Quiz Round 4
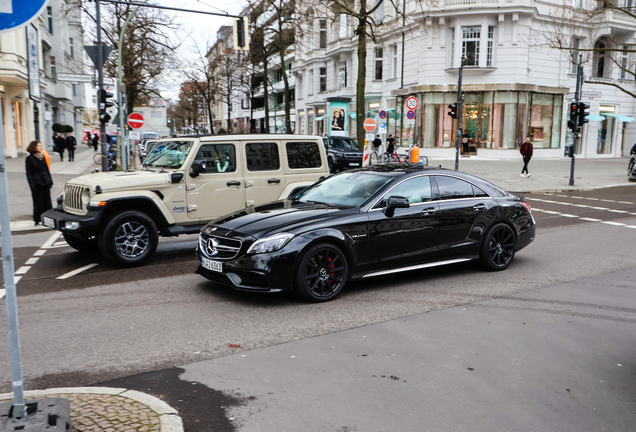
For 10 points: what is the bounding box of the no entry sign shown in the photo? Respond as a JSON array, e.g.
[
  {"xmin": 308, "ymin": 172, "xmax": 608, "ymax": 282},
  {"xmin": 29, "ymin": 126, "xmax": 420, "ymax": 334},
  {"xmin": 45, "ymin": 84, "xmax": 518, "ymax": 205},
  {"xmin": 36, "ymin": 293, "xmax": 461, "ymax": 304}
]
[
  {"xmin": 127, "ymin": 112, "xmax": 145, "ymax": 129},
  {"xmin": 363, "ymin": 118, "xmax": 377, "ymax": 132}
]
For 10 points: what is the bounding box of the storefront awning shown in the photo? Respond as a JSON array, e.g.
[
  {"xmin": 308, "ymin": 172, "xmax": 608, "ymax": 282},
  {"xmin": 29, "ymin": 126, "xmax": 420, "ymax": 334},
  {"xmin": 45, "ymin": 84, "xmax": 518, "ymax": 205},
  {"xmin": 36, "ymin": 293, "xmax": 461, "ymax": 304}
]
[
  {"xmin": 315, "ymin": 116, "xmax": 325, "ymax": 121},
  {"xmin": 587, "ymin": 114, "xmax": 605, "ymax": 121},
  {"xmin": 600, "ymin": 113, "xmax": 635, "ymax": 122},
  {"xmin": 349, "ymin": 113, "xmax": 357, "ymax": 119}
]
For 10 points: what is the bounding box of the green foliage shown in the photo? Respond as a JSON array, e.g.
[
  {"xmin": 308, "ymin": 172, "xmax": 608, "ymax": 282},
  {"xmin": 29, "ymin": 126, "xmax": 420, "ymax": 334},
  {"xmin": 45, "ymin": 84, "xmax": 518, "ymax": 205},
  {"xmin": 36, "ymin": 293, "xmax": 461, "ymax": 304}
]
[
  {"xmin": 52, "ymin": 123, "xmax": 65, "ymax": 133},
  {"xmin": 63, "ymin": 125, "xmax": 74, "ymax": 133},
  {"xmin": 218, "ymin": 128, "xmax": 227, "ymax": 134}
]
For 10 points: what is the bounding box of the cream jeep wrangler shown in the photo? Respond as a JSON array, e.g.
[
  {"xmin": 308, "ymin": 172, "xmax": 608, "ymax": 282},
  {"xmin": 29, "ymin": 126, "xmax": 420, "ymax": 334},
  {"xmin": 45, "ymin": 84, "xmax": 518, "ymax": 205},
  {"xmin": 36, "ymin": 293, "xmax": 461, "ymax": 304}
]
[{"xmin": 42, "ymin": 135, "xmax": 329, "ymax": 267}]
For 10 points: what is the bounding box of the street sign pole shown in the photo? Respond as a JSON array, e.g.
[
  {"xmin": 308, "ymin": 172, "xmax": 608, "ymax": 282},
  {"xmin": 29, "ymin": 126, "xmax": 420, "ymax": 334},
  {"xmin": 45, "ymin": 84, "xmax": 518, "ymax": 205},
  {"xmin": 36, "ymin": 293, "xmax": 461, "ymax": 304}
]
[
  {"xmin": 455, "ymin": 56, "xmax": 465, "ymax": 172},
  {"xmin": 96, "ymin": 0, "xmax": 108, "ymax": 172},
  {"xmin": 569, "ymin": 55, "xmax": 583, "ymax": 187}
]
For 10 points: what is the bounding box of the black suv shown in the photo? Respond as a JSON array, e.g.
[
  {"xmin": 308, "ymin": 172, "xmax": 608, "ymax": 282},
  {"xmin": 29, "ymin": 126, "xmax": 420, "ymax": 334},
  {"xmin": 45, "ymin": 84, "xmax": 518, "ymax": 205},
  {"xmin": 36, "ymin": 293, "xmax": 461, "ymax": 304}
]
[{"xmin": 321, "ymin": 136, "xmax": 363, "ymax": 173}]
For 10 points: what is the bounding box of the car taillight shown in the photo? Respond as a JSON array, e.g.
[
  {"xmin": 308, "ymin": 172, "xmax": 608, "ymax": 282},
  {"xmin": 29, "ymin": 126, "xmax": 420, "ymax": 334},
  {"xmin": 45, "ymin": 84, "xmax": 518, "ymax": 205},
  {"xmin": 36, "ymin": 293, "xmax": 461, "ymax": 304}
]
[{"xmin": 522, "ymin": 201, "xmax": 532, "ymax": 214}]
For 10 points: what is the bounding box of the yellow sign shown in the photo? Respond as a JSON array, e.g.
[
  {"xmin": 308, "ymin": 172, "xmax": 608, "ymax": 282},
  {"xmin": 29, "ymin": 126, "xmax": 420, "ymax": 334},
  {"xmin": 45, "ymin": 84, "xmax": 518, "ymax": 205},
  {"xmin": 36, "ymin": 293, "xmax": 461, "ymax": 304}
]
[{"xmin": 599, "ymin": 105, "xmax": 616, "ymax": 113}]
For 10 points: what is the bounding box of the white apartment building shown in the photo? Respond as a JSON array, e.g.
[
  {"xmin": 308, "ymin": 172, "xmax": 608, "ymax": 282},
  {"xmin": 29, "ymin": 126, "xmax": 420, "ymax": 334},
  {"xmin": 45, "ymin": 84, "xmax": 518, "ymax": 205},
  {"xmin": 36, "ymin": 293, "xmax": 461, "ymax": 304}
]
[
  {"xmin": 40, "ymin": 0, "xmax": 87, "ymax": 149},
  {"xmin": 292, "ymin": 0, "xmax": 636, "ymax": 159}
]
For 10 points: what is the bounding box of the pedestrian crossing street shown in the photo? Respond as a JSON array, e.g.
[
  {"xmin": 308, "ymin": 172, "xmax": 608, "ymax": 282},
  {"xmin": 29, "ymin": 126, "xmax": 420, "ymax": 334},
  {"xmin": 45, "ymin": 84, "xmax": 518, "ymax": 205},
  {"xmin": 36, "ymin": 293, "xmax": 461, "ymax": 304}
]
[{"xmin": 526, "ymin": 191, "xmax": 636, "ymax": 230}]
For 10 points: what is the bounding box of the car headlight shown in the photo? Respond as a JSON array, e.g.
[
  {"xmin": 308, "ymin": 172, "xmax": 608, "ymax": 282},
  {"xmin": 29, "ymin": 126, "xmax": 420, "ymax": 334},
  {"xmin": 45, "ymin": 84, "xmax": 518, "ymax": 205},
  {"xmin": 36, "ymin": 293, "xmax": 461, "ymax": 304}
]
[
  {"xmin": 65, "ymin": 221, "xmax": 80, "ymax": 230},
  {"xmin": 247, "ymin": 233, "xmax": 294, "ymax": 255}
]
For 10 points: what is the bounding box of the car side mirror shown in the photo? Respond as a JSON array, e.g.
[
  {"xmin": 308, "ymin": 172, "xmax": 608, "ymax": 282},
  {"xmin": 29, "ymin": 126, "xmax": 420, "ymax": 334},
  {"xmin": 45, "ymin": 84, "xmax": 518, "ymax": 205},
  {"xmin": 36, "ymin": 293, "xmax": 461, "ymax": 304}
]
[
  {"xmin": 190, "ymin": 159, "xmax": 206, "ymax": 178},
  {"xmin": 384, "ymin": 196, "xmax": 410, "ymax": 217}
]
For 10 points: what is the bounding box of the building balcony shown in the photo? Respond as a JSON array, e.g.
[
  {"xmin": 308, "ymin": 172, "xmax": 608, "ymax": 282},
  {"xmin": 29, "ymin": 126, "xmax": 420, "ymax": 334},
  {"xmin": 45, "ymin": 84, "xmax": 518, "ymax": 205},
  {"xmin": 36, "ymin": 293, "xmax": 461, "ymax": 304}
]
[{"xmin": 441, "ymin": 0, "xmax": 500, "ymax": 6}]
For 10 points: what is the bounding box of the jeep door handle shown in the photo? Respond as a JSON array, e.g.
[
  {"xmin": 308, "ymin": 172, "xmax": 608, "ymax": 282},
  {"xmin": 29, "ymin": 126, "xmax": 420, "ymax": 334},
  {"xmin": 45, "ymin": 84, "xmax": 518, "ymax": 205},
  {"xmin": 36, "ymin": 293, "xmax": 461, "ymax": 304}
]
[
  {"xmin": 421, "ymin": 207, "xmax": 436, "ymax": 216},
  {"xmin": 473, "ymin": 203, "xmax": 486, "ymax": 211},
  {"xmin": 268, "ymin": 179, "xmax": 281, "ymax": 184},
  {"xmin": 227, "ymin": 181, "xmax": 241, "ymax": 187}
]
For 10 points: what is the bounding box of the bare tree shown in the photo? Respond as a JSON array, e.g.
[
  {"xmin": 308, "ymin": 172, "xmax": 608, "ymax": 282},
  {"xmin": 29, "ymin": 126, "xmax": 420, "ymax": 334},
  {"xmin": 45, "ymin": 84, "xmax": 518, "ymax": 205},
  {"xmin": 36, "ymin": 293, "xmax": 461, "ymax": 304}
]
[
  {"xmin": 248, "ymin": 9, "xmax": 278, "ymax": 133},
  {"xmin": 82, "ymin": 1, "xmax": 180, "ymax": 113},
  {"xmin": 182, "ymin": 42, "xmax": 220, "ymax": 134}
]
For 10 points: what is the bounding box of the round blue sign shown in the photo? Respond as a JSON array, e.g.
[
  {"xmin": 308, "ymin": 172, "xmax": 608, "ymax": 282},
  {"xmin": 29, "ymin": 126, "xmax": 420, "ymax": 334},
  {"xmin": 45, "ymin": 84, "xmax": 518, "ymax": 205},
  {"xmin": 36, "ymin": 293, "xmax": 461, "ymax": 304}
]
[
  {"xmin": 406, "ymin": 110, "xmax": 416, "ymax": 120},
  {"xmin": 0, "ymin": 0, "xmax": 50, "ymax": 33},
  {"xmin": 379, "ymin": 110, "xmax": 387, "ymax": 119}
]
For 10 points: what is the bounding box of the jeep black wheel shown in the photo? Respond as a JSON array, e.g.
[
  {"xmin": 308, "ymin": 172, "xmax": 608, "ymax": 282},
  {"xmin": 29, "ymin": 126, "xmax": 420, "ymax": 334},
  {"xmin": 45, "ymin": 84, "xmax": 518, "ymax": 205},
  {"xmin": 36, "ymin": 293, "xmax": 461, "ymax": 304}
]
[
  {"xmin": 294, "ymin": 242, "xmax": 348, "ymax": 302},
  {"xmin": 63, "ymin": 233, "xmax": 100, "ymax": 254},
  {"xmin": 99, "ymin": 210, "xmax": 158, "ymax": 267}
]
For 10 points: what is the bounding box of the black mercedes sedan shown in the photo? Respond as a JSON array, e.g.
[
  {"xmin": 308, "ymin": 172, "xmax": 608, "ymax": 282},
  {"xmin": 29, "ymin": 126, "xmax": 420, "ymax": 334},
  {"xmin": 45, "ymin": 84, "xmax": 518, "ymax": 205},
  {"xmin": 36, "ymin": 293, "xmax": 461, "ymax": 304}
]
[{"xmin": 196, "ymin": 164, "xmax": 535, "ymax": 302}]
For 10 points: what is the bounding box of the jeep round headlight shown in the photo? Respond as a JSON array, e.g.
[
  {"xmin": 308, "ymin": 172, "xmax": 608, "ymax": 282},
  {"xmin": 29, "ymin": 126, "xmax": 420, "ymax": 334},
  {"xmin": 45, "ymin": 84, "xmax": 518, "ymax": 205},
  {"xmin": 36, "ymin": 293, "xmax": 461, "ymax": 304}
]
[
  {"xmin": 81, "ymin": 188, "xmax": 91, "ymax": 205},
  {"xmin": 247, "ymin": 233, "xmax": 294, "ymax": 255}
]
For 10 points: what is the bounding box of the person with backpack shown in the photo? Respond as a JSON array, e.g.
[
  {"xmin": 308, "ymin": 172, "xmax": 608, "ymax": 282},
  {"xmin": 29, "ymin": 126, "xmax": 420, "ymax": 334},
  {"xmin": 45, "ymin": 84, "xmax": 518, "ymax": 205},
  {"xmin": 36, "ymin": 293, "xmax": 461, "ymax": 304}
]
[
  {"xmin": 55, "ymin": 133, "xmax": 66, "ymax": 161},
  {"xmin": 520, "ymin": 136, "xmax": 533, "ymax": 178}
]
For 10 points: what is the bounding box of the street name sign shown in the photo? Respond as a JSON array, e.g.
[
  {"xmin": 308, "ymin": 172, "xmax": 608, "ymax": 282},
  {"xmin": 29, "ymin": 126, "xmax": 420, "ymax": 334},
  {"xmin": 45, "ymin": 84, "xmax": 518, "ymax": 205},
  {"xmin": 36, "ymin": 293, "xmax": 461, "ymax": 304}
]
[
  {"xmin": 363, "ymin": 118, "xmax": 377, "ymax": 132},
  {"xmin": 127, "ymin": 112, "xmax": 145, "ymax": 129},
  {"xmin": 57, "ymin": 74, "xmax": 93, "ymax": 83}
]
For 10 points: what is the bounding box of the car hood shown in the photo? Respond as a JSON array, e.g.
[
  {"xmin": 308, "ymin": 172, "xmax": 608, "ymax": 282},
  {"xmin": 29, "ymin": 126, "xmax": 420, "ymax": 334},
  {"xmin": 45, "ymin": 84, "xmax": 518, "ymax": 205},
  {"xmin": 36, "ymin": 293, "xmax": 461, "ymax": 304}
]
[
  {"xmin": 66, "ymin": 170, "xmax": 174, "ymax": 191},
  {"xmin": 202, "ymin": 200, "xmax": 356, "ymax": 239}
]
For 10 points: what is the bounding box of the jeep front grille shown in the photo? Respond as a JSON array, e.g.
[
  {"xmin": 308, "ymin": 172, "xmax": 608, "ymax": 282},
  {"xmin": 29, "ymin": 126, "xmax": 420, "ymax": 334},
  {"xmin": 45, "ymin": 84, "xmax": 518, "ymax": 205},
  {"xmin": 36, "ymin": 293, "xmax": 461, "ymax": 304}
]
[{"xmin": 64, "ymin": 185, "xmax": 88, "ymax": 213}]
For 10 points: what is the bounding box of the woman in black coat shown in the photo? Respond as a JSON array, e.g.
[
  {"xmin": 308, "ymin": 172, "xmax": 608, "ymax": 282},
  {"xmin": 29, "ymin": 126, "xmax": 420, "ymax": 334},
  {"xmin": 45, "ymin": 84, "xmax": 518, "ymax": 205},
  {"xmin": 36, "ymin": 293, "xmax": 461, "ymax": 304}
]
[{"xmin": 25, "ymin": 141, "xmax": 53, "ymax": 226}]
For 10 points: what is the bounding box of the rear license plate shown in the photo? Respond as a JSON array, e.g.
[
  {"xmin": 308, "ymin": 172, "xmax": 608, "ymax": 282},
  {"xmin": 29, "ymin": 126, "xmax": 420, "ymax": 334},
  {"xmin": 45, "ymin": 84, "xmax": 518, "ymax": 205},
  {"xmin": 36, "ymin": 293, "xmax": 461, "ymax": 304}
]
[
  {"xmin": 43, "ymin": 217, "xmax": 55, "ymax": 228},
  {"xmin": 349, "ymin": 163, "xmax": 360, "ymax": 166},
  {"xmin": 201, "ymin": 257, "xmax": 223, "ymax": 273}
]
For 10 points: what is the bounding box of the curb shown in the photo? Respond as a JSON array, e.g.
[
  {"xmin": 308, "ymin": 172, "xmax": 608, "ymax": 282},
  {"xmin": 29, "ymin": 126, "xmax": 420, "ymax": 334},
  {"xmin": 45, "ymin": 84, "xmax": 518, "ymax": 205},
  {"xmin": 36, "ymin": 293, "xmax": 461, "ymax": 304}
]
[{"xmin": 0, "ymin": 387, "xmax": 184, "ymax": 432}]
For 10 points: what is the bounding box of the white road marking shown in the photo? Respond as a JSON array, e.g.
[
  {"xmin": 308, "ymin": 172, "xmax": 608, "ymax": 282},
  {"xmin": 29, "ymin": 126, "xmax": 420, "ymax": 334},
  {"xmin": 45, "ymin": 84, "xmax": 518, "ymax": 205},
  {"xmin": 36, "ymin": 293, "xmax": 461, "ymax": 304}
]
[
  {"xmin": 619, "ymin": 201, "xmax": 633, "ymax": 204},
  {"xmin": 56, "ymin": 263, "xmax": 99, "ymax": 280},
  {"xmin": 556, "ymin": 194, "xmax": 569, "ymax": 198},
  {"xmin": 14, "ymin": 276, "xmax": 21, "ymax": 284},
  {"xmin": 560, "ymin": 214, "xmax": 578, "ymax": 218},
  {"xmin": 532, "ymin": 209, "xmax": 636, "ymax": 230},
  {"xmin": 0, "ymin": 289, "xmax": 4, "ymax": 300},
  {"xmin": 33, "ymin": 250, "xmax": 46, "ymax": 256},
  {"xmin": 585, "ymin": 197, "xmax": 600, "ymax": 201},
  {"xmin": 580, "ymin": 218, "xmax": 602, "ymax": 222},
  {"xmin": 41, "ymin": 231, "xmax": 62, "ymax": 249},
  {"xmin": 590, "ymin": 206, "xmax": 610, "ymax": 210},
  {"xmin": 602, "ymin": 221, "xmax": 626, "ymax": 226},
  {"xmin": 626, "ymin": 226, "xmax": 636, "ymax": 229},
  {"xmin": 53, "ymin": 241, "xmax": 67, "ymax": 246},
  {"xmin": 570, "ymin": 196, "xmax": 583, "ymax": 199},
  {"xmin": 14, "ymin": 266, "xmax": 30, "ymax": 275},
  {"xmin": 25, "ymin": 257, "xmax": 39, "ymax": 265},
  {"xmin": 608, "ymin": 210, "xmax": 629, "ymax": 214},
  {"xmin": 600, "ymin": 199, "xmax": 615, "ymax": 202}
]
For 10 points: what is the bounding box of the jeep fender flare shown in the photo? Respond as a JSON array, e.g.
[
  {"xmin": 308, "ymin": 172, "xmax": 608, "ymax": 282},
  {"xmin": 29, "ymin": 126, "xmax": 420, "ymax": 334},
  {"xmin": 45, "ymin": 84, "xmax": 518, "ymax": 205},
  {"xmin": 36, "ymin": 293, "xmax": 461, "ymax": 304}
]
[{"xmin": 98, "ymin": 195, "xmax": 175, "ymax": 227}]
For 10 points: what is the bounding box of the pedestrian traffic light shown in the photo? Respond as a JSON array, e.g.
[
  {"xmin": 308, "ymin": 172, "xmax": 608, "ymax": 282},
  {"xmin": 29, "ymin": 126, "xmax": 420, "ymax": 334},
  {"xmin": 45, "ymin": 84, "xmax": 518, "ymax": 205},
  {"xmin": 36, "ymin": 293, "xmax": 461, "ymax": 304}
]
[
  {"xmin": 568, "ymin": 102, "xmax": 578, "ymax": 130},
  {"xmin": 577, "ymin": 102, "xmax": 590, "ymax": 126},
  {"xmin": 99, "ymin": 89, "xmax": 114, "ymax": 124},
  {"xmin": 448, "ymin": 103, "xmax": 458, "ymax": 119}
]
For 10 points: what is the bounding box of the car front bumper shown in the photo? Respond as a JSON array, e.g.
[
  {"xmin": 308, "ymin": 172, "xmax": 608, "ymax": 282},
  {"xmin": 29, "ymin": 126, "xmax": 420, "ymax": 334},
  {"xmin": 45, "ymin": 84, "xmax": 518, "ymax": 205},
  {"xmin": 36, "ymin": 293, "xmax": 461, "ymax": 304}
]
[{"xmin": 41, "ymin": 208, "xmax": 102, "ymax": 233}]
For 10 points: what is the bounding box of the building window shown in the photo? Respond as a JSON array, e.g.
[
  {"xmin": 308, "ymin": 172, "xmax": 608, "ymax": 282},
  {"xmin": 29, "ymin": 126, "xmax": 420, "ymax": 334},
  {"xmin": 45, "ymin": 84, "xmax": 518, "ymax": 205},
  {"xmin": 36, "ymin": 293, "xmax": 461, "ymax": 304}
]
[
  {"xmin": 390, "ymin": 45, "xmax": 398, "ymax": 79},
  {"xmin": 50, "ymin": 56, "xmax": 56, "ymax": 83},
  {"xmin": 374, "ymin": 0, "xmax": 385, "ymax": 24},
  {"xmin": 574, "ymin": 0, "xmax": 584, "ymax": 8},
  {"xmin": 462, "ymin": 26, "xmax": 480, "ymax": 67},
  {"xmin": 72, "ymin": 84, "xmax": 76, "ymax": 96},
  {"xmin": 319, "ymin": 67, "xmax": 327, "ymax": 92},
  {"xmin": 47, "ymin": 6, "xmax": 53, "ymax": 34},
  {"xmin": 374, "ymin": 48, "xmax": 383, "ymax": 80},
  {"xmin": 486, "ymin": 26, "xmax": 494, "ymax": 67},
  {"xmin": 571, "ymin": 37, "xmax": 580, "ymax": 74},
  {"xmin": 620, "ymin": 45, "xmax": 628, "ymax": 79},
  {"xmin": 309, "ymin": 69, "xmax": 314, "ymax": 95},
  {"xmin": 69, "ymin": 38, "xmax": 74, "ymax": 58},
  {"xmin": 450, "ymin": 28, "xmax": 455, "ymax": 68},
  {"xmin": 593, "ymin": 38, "xmax": 610, "ymax": 78},
  {"xmin": 319, "ymin": 20, "xmax": 327, "ymax": 48},
  {"xmin": 339, "ymin": 14, "xmax": 347, "ymax": 39}
]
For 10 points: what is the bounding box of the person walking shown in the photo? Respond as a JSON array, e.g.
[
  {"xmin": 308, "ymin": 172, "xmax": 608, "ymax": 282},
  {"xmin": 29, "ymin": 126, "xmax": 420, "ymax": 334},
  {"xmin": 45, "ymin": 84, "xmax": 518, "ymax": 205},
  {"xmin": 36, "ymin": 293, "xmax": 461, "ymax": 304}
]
[
  {"xmin": 520, "ymin": 136, "xmax": 533, "ymax": 178},
  {"xmin": 373, "ymin": 135, "xmax": 382, "ymax": 150},
  {"xmin": 386, "ymin": 134, "xmax": 396, "ymax": 156},
  {"xmin": 66, "ymin": 132, "xmax": 77, "ymax": 162},
  {"xmin": 55, "ymin": 133, "xmax": 66, "ymax": 161},
  {"xmin": 25, "ymin": 141, "xmax": 53, "ymax": 226},
  {"xmin": 92, "ymin": 133, "xmax": 99, "ymax": 151}
]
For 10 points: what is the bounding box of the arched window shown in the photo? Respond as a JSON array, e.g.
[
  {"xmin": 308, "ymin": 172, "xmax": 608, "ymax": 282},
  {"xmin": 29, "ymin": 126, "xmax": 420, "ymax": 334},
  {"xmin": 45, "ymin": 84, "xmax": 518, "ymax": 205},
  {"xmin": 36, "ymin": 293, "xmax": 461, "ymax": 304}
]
[{"xmin": 594, "ymin": 38, "xmax": 611, "ymax": 78}]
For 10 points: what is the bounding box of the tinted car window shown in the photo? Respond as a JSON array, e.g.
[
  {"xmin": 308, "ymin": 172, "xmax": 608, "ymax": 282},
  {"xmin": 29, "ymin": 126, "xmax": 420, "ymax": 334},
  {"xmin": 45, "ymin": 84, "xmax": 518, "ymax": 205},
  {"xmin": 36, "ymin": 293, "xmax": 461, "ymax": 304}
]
[
  {"xmin": 298, "ymin": 172, "xmax": 392, "ymax": 207},
  {"xmin": 286, "ymin": 142, "xmax": 322, "ymax": 168},
  {"xmin": 195, "ymin": 144, "xmax": 236, "ymax": 173},
  {"xmin": 329, "ymin": 138, "xmax": 358, "ymax": 150},
  {"xmin": 246, "ymin": 143, "xmax": 280, "ymax": 171},
  {"xmin": 473, "ymin": 185, "xmax": 488, "ymax": 197},
  {"xmin": 434, "ymin": 176, "xmax": 475, "ymax": 200},
  {"xmin": 380, "ymin": 176, "xmax": 433, "ymax": 207}
]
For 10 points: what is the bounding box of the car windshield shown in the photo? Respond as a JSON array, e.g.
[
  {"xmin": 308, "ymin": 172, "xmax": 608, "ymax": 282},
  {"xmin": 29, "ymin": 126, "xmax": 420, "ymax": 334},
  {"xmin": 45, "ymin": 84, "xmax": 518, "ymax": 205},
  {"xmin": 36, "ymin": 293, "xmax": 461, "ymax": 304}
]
[
  {"xmin": 296, "ymin": 172, "xmax": 393, "ymax": 207},
  {"xmin": 143, "ymin": 140, "xmax": 193, "ymax": 169},
  {"xmin": 329, "ymin": 138, "xmax": 358, "ymax": 150}
]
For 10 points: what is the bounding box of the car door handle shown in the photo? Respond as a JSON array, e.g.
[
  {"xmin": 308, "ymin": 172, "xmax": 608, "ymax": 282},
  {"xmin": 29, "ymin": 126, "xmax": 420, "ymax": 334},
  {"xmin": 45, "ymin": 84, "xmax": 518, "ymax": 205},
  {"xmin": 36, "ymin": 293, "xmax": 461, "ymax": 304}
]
[
  {"xmin": 421, "ymin": 207, "xmax": 436, "ymax": 216},
  {"xmin": 227, "ymin": 181, "xmax": 241, "ymax": 187},
  {"xmin": 473, "ymin": 203, "xmax": 486, "ymax": 211},
  {"xmin": 268, "ymin": 179, "xmax": 281, "ymax": 184}
]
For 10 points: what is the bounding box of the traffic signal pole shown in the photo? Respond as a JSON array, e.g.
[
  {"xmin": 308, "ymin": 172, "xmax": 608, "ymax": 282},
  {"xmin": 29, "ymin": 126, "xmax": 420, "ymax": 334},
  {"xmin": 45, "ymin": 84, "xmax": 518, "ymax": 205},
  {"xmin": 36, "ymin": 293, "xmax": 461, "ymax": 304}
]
[
  {"xmin": 96, "ymin": 0, "xmax": 108, "ymax": 173},
  {"xmin": 569, "ymin": 55, "xmax": 583, "ymax": 186},
  {"xmin": 454, "ymin": 56, "xmax": 465, "ymax": 171}
]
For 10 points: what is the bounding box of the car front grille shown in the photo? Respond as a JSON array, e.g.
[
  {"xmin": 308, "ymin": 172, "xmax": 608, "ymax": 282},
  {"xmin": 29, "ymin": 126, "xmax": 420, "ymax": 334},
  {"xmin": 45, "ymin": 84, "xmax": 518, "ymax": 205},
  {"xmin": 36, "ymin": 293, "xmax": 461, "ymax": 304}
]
[
  {"xmin": 344, "ymin": 153, "xmax": 362, "ymax": 160},
  {"xmin": 63, "ymin": 185, "xmax": 88, "ymax": 214},
  {"xmin": 199, "ymin": 234, "xmax": 242, "ymax": 260}
]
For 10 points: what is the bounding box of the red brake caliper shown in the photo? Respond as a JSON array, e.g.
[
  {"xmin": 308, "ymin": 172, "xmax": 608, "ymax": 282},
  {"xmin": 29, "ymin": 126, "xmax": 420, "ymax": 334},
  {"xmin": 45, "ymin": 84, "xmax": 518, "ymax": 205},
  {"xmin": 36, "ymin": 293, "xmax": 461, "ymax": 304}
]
[{"xmin": 328, "ymin": 257, "xmax": 335, "ymax": 283}]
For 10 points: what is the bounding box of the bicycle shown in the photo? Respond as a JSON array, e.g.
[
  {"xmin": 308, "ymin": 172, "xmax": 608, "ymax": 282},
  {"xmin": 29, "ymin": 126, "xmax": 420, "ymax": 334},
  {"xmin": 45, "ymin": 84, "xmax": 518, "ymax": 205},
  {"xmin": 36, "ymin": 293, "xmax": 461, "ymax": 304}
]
[
  {"xmin": 94, "ymin": 145, "xmax": 117, "ymax": 171},
  {"xmin": 382, "ymin": 150, "xmax": 408, "ymax": 163},
  {"xmin": 628, "ymin": 152, "xmax": 636, "ymax": 177},
  {"xmin": 369, "ymin": 147, "xmax": 383, "ymax": 165}
]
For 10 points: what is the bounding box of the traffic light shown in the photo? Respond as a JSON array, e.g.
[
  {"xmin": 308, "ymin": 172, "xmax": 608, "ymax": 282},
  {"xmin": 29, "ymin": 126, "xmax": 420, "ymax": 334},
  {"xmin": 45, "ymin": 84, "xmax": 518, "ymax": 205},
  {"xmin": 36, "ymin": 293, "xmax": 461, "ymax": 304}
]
[
  {"xmin": 99, "ymin": 89, "xmax": 114, "ymax": 124},
  {"xmin": 577, "ymin": 102, "xmax": 590, "ymax": 126},
  {"xmin": 568, "ymin": 102, "xmax": 578, "ymax": 130},
  {"xmin": 448, "ymin": 103, "xmax": 458, "ymax": 119},
  {"xmin": 233, "ymin": 17, "xmax": 249, "ymax": 50},
  {"xmin": 564, "ymin": 146, "xmax": 574, "ymax": 158}
]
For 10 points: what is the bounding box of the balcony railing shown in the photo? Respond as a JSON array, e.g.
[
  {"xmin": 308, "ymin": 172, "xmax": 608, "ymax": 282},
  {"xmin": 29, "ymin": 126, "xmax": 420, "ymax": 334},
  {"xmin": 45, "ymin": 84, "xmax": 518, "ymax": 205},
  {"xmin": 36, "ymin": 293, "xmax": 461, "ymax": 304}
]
[{"xmin": 443, "ymin": 0, "xmax": 499, "ymax": 5}]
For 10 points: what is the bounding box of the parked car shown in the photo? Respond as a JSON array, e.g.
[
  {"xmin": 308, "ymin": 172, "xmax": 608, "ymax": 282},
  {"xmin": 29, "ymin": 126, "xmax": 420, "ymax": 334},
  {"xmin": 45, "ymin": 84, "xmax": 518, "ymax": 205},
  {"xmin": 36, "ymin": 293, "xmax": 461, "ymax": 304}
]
[
  {"xmin": 138, "ymin": 140, "xmax": 159, "ymax": 162},
  {"xmin": 142, "ymin": 132, "xmax": 161, "ymax": 140},
  {"xmin": 42, "ymin": 135, "xmax": 330, "ymax": 267},
  {"xmin": 321, "ymin": 136, "xmax": 363, "ymax": 173},
  {"xmin": 196, "ymin": 164, "xmax": 536, "ymax": 302}
]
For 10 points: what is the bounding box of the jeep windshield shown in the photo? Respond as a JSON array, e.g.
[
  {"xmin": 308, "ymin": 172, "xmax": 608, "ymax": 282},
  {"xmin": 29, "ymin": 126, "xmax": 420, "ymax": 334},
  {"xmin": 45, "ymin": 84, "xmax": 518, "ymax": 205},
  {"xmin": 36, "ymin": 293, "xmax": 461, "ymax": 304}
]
[{"xmin": 143, "ymin": 140, "xmax": 193, "ymax": 169}]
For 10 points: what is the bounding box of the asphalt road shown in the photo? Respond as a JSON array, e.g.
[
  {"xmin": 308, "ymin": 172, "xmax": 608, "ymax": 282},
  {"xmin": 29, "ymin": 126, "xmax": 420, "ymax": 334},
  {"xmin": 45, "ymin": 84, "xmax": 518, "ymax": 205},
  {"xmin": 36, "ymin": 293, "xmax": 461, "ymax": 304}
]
[{"xmin": 1, "ymin": 185, "xmax": 636, "ymax": 431}]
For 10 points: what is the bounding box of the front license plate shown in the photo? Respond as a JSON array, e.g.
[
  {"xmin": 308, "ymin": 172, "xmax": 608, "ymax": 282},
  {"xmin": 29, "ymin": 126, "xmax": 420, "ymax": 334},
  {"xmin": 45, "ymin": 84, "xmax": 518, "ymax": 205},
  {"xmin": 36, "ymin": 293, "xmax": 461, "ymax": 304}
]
[
  {"xmin": 201, "ymin": 257, "xmax": 223, "ymax": 273},
  {"xmin": 349, "ymin": 163, "xmax": 360, "ymax": 166},
  {"xmin": 43, "ymin": 216, "xmax": 55, "ymax": 228}
]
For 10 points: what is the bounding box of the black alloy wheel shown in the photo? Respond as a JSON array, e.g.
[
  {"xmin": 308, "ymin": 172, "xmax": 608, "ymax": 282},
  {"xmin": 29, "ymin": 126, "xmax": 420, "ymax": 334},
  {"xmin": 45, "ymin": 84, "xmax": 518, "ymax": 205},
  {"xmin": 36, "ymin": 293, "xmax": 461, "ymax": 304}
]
[
  {"xmin": 628, "ymin": 158, "xmax": 635, "ymax": 176},
  {"xmin": 295, "ymin": 242, "xmax": 349, "ymax": 302},
  {"xmin": 99, "ymin": 210, "xmax": 158, "ymax": 267},
  {"xmin": 480, "ymin": 223, "xmax": 516, "ymax": 271},
  {"xmin": 328, "ymin": 157, "xmax": 336, "ymax": 174}
]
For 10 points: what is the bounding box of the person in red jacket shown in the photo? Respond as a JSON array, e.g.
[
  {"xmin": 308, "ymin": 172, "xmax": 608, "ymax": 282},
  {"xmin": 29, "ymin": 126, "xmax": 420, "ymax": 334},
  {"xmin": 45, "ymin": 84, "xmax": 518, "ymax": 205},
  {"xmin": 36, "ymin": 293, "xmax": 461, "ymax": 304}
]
[{"xmin": 520, "ymin": 136, "xmax": 533, "ymax": 178}]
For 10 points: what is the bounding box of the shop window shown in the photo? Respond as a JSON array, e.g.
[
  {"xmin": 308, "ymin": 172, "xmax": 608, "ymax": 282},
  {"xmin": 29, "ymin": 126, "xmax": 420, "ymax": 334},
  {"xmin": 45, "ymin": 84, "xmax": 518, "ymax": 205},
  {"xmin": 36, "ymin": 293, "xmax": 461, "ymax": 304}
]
[
  {"xmin": 462, "ymin": 26, "xmax": 480, "ymax": 67},
  {"xmin": 597, "ymin": 114, "xmax": 615, "ymax": 154},
  {"xmin": 319, "ymin": 20, "xmax": 327, "ymax": 48},
  {"xmin": 375, "ymin": 48, "xmax": 383, "ymax": 80},
  {"xmin": 529, "ymin": 94, "xmax": 556, "ymax": 148},
  {"xmin": 319, "ymin": 67, "xmax": 326, "ymax": 92}
]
